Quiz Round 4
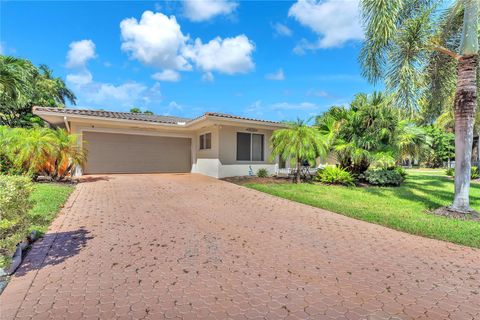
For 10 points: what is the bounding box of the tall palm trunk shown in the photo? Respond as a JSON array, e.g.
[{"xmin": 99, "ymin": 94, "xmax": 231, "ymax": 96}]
[
  {"xmin": 452, "ymin": 55, "xmax": 478, "ymax": 212},
  {"xmin": 451, "ymin": 0, "xmax": 478, "ymax": 213},
  {"xmin": 296, "ymin": 157, "xmax": 301, "ymax": 184}
]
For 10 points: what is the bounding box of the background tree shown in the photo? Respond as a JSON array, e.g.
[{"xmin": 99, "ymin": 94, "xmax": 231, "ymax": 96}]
[
  {"xmin": 0, "ymin": 55, "xmax": 76, "ymax": 127},
  {"xmin": 271, "ymin": 119, "xmax": 326, "ymax": 183},
  {"xmin": 360, "ymin": 0, "xmax": 479, "ymax": 213},
  {"xmin": 130, "ymin": 107, "xmax": 154, "ymax": 115},
  {"xmin": 421, "ymin": 126, "xmax": 455, "ymax": 167},
  {"xmin": 316, "ymin": 92, "xmax": 428, "ymax": 173}
]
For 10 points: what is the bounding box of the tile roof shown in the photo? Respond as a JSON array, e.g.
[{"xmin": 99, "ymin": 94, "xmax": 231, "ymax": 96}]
[
  {"xmin": 33, "ymin": 107, "xmax": 191, "ymax": 124},
  {"xmin": 33, "ymin": 107, "xmax": 283, "ymax": 126},
  {"xmin": 204, "ymin": 112, "xmax": 281, "ymax": 124}
]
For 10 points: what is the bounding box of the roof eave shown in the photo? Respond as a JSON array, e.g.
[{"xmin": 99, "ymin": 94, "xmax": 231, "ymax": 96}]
[
  {"xmin": 33, "ymin": 109, "xmax": 186, "ymax": 127},
  {"xmin": 33, "ymin": 108, "xmax": 288, "ymax": 129}
]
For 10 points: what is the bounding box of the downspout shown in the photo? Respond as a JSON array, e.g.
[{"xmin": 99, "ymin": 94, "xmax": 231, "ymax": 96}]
[{"xmin": 63, "ymin": 116, "xmax": 70, "ymax": 133}]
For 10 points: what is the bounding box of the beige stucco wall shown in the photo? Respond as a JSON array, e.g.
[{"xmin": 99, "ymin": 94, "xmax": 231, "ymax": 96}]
[
  {"xmin": 218, "ymin": 125, "xmax": 275, "ymax": 165},
  {"xmin": 194, "ymin": 125, "xmax": 220, "ymax": 159},
  {"xmin": 67, "ymin": 119, "xmax": 279, "ymax": 177}
]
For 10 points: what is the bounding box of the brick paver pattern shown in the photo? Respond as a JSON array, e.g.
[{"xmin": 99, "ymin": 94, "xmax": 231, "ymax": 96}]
[{"xmin": 1, "ymin": 174, "xmax": 479, "ymax": 320}]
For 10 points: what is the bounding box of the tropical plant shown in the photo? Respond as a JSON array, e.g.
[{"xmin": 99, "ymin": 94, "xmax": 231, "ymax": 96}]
[
  {"xmin": 316, "ymin": 166, "xmax": 355, "ymax": 186},
  {"xmin": 446, "ymin": 167, "xmax": 455, "ymax": 176},
  {"xmin": 394, "ymin": 120, "xmax": 430, "ymax": 165},
  {"xmin": 0, "ymin": 55, "xmax": 76, "ymax": 127},
  {"xmin": 271, "ymin": 119, "xmax": 326, "ymax": 183},
  {"xmin": 8, "ymin": 127, "xmax": 57, "ymax": 177},
  {"xmin": 471, "ymin": 166, "xmax": 480, "ymax": 179},
  {"xmin": 360, "ymin": 0, "xmax": 479, "ymax": 212},
  {"xmin": 316, "ymin": 92, "xmax": 428, "ymax": 173},
  {"xmin": 43, "ymin": 129, "xmax": 86, "ymax": 180},
  {"xmin": 361, "ymin": 168, "xmax": 405, "ymax": 186},
  {"xmin": 0, "ymin": 126, "xmax": 85, "ymax": 180},
  {"xmin": 421, "ymin": 126, "xmax": 455, "ymax": 167},
  {"xmin": 445, "ymin": 166, "xmax": 480, "ymax": 179}
]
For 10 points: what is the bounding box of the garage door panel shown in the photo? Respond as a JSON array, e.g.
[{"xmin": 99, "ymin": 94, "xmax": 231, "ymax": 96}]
[{"xmin": 83, "ymin": 132, "xmax": 191, "ymax": 174}]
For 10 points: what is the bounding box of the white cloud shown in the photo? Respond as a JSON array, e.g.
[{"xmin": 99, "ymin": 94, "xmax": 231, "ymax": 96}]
[
  {"xmin": 265, "ymin": 68, "xmax": 285, "ymax": 81},
  {"xmin": 202, "ymin": 72, "xmax": 214, "ymax": 82},
  {"xmin": 288, "ymin": 0, "xmax": 363, "ymax": 49},
  {"xmin": 246, "ymin": 100, "xmax": 263, "ymax": 115},
  {"xmin": 66, "ymin": 70, "xmax": 93, "ymax": 86},
  {"xmin": 120, "ymin": 11, "xmax": 254, "ymax": 80},
  {"xmin": 88, "ymin": 82, "xmax": 147, "ymax": 105},
  {"xmin": 183, "ymin": 0, "xmax": 238, "ymax": 22},
  {"xmin": 66, "ymin": 39, "xmax": 161, "ymax": 108},
  {"xmin": 66, "ymin": 40, "xmax": 96, "ymax": 68},
  {"xmin": 68, "ymin": 80, "xmax": 162, "ymax": 108},
  {"xmin": 307, "ymin": 89, "xmax": 329, "ymax": 97},
  {"xmin": 271, "ymin": 102, "xmax": 318, "ymax": 111},
  {"xmin": 272, "ymin": 22, "xmax": 293, "ymax": 37},
  {"xmin": 163, "ymin": 101, "xmax": 184, "ymax": 115},
  {"xmin": 246, "ymin": 100, "xmax": 321, "ymax": 119},
  {"xmin": 120, "ymin": 11, "xmax": 191, "ymax": 70},
  {"xmin": 152, "ymin": 69, "xmax": 181, "ymax": 82},
  {"xmin": 184, "ymin": 35, "xmax": 255, "ymax": 74}
]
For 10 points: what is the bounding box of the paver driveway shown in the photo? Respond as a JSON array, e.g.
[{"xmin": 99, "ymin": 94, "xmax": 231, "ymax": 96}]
[{"xmin": 1, "ymin": 174, "xmax": 479, "ymax": 320}]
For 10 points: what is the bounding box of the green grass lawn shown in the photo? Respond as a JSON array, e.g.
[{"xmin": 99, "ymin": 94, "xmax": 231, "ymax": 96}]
[
  {"xmin": 246, "ymin": 170, "xmax": 480, "ymax": 248},
  {"xmin": 0, "ymin": 183, "xmax": 74, "ymax": 268}
]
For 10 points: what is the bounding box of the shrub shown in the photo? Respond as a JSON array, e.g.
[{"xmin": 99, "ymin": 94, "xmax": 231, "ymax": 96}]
[
  {"xmin": 394, "ymin": 167, "xmax": 408, "ymax": 178},
  {"xmin": 257, "ymin": 168, "xmax": 269, "ymax": 178},
  {"xmin": 0, "ymin": 175, "xmax": 34, "ymax": 261},
  {"xmin": 472, "ymin": 166, "xmax": 479, "ymax": 179},
  {"xmin": 362, "ymin": 168, "xmax": 405, "ymax": 186},
  {"xmin": 371, "ymin": 152, "xmax": 396, "ymax": 169},
  {"xmin": 317, "ymin": 166, "xmax": 355, "ymax": 186},
  {"xmin": 444, "ymin": 167, "xmax": 479, "ymax": 179},
  {"xmin": 445, "ymin": 167, "xmax": 455, "ymax": 177}
]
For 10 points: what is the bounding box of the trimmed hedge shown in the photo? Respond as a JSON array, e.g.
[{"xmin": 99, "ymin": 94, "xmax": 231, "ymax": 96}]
[{"xmin": 0, "ymin": 175, "xmax": 34, "ymax": 264}]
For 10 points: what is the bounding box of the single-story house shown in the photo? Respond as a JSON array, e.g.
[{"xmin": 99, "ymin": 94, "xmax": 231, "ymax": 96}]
[{"xmin": 33, "ymin": 107, "xmax": 287, "ymax": 178}]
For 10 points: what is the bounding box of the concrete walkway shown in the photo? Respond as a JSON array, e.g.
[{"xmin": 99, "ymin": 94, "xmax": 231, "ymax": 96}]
[{"xmin": 1, "ymin": 174, "xmax": 479, "ymax": 319}]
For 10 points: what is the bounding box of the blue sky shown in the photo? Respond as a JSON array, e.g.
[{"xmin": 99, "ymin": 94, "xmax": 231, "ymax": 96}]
[{"xmin": 1, "ymin": 0, "xmax": 377, "ymax": 121}]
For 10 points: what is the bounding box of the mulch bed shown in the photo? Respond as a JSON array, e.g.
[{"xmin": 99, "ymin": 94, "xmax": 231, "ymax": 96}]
[
  {"xmin": 431, "ymin": 206, "xmax": 480, "ymax": 222},
  {"xmin": 221, "ymin": 176, "xmax": 291, "ymax": 185}
]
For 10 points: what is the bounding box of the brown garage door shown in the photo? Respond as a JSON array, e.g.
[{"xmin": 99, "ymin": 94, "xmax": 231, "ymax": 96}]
[{"xmin": 83, "ymin": 131, "xmax": 191, "ymax": 174}]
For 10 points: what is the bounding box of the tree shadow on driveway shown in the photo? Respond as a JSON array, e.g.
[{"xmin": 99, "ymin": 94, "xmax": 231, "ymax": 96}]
[{"xmin": 15, "ymin": 228, "xmax": 93, "ymax": 276}]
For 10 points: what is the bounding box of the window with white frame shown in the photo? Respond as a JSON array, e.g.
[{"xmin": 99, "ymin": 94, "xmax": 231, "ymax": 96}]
[
  {"xmin": 236, "ymin": 132, "xmax": 264, "ymax": 161},
  {"xmin": 199, "ymin": 133, "xmax": 211, "ymax": 150}
]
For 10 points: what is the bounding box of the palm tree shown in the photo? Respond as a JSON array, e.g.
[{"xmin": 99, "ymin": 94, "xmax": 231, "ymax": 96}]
[
  {"xmin": 0, "ymin": 56, "xmax": 76, "ymax": 127},
  {"xmin": 8, "ymin": 127, "xmax": 56, "ymax": 176},
  {"xmin": 317, "ymin": 92, "xmax": 429, "ymax": 171},
  {"xmin": 0, "ymin": 56, "xmax": 36, "ymax": 126},
  {"xmin": 271, "ymin": 119, "xmax": 326, "ymax": 183},
  {"xmin": 33, "ymin": 64, "xmax": 76, "ymax": 108},
  {"xmin": 360, "ymin": 0, "xmax": 479, "ymax": 213},
  {"xmin": 394, "ymin": 120, "xmax": 429, "ymax": 165},
  {"xmin": 45, "ymin": 129, "xmax": 86, "ymax": 181}
]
